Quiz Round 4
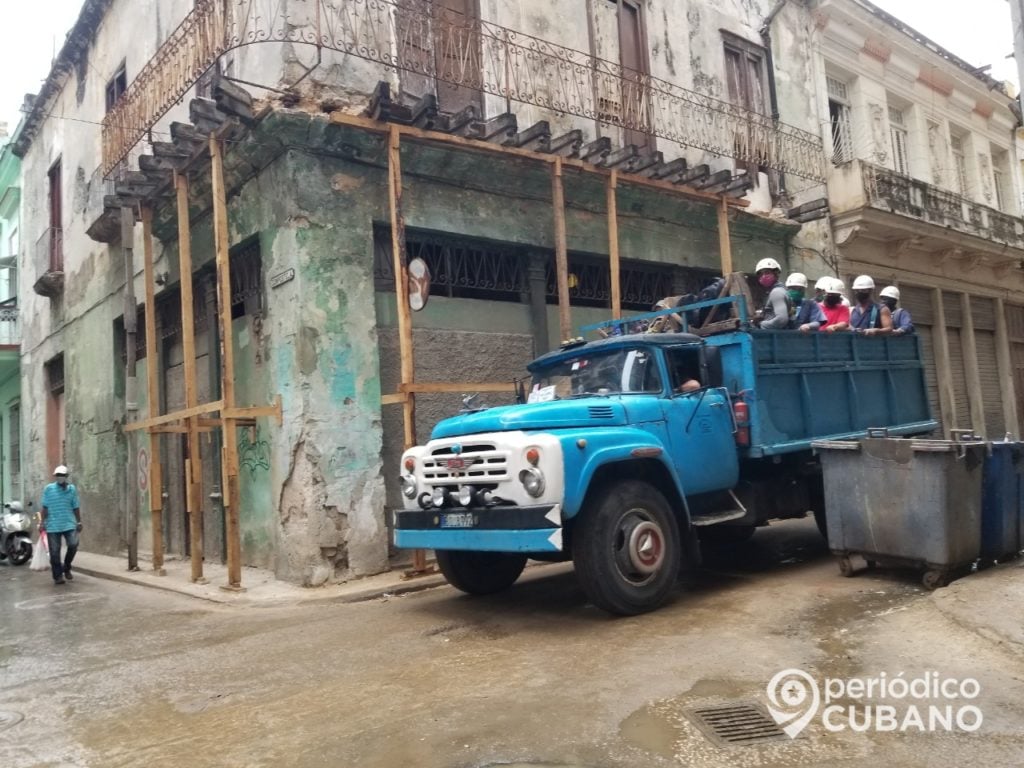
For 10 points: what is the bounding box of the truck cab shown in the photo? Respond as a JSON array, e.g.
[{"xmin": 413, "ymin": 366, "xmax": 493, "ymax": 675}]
[{"xmin": 394, "ymin": 326, "xmax": 934, "ymax": 615}]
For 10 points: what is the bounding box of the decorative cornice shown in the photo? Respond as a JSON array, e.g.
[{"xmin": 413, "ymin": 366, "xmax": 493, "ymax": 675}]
[
  {"xmin": 861, "ymin": 37, "xmax": 892, "ymax": 64},
  {"xmin": 917, "ymin": 68, "xmax": 954, "ymax": 97}
]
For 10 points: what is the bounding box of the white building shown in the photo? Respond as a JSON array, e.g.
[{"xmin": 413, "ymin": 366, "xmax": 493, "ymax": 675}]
[{"xmin": 813, "ymin": 0, "xmax": 1024, "ymax": 438}]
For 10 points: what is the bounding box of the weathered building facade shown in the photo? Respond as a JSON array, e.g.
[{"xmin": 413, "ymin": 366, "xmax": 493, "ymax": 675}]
[
  {"xmin": 0, "ymin": 122, "xmax": 23, "ymax": 505},
  {"xmin": 813, "ymin": 0, "xmax": 1024, "ymax": 438},
  {"xmin": 14, "ymin": 0, "xmax": 830, "ymax": 585}
]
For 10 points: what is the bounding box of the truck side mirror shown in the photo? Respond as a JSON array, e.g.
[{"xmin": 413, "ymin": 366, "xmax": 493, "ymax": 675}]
[{"xmin": 701, "ymin": 346, "xmax": 723, "ymax": 388}]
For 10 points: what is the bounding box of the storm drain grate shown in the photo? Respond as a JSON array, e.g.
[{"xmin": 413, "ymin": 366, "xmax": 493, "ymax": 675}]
[
  {"xmin": 0, "ymin": 712, "xmax": 23, "ymax": 732},
  {"xmin": 686, "ymin": 702, "xmax": 787, "ymax": 747}
]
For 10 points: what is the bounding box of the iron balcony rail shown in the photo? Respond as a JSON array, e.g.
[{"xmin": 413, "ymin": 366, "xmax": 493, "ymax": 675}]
[
  {"xmin": 862, "ymin": 162, "xmax": 1024, "ymax": 250},
  {"xmin": 101, "ymin": 0, "xmax": 825, "ymax": 182},
  {"xmin": 0, "ymin": 304, "xmax": 20, "ymax": 346}
]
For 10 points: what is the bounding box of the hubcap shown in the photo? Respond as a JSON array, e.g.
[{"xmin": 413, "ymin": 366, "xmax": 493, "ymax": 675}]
[{"xmin": 613, "ymin": 510, "xmax": 666, "ymax": 586}]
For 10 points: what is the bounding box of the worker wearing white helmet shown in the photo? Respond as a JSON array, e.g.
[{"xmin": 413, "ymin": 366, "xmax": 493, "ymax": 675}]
[
  {"xmin": 754, "ymin": 257, "xmax": 790, "ymax": 330},
  {"xmin": 814, "ymin": 276, "xmax": 850, "ymax": 307},
  {"xmin": 786, "ymin": 273, "xmax": 826, "ymax": 333},
  {"xmin": 820, "ymin": 278, "xmax": 851, "ymax": 333},
  {"xmin": 849, "ymin": 275, "xmax": 893, "ymax": 336},
  {"xmin": 879, "ymin": 286, "xmax": 914, "ymax": 336}
]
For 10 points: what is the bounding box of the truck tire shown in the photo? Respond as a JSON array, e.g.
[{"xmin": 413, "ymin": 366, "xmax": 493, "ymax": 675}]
[
  {"xmin": 435, "ymin": 550, "xmax": 528, "ymax": 595},
  {"xmin": 573, "ymin": 480, "xmax": 681, "ymax": 615}
]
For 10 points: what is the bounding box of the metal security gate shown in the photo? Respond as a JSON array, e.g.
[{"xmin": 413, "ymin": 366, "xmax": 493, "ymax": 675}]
[
  {"xmin": 1006, "ymin": 304, "xmax": 1024, "ymax": 436},
  {"xmin": 972, "ymin": 298, "xmax": 1004, "ymax": 438}
]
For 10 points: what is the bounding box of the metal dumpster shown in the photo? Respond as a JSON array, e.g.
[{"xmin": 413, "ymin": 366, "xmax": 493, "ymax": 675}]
[
  {"xmin": 813, "ymin": 435, "xmax": 985, "ymax": 588},
  {"xmin": 980, "ymin": 440, "xmax": 1024, "ymax": 563}
]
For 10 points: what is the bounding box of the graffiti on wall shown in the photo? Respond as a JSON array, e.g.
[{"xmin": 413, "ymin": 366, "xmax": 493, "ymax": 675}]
[{"xmin": 239, "ymin": 426, "xmax": 271, "ymax": 476}]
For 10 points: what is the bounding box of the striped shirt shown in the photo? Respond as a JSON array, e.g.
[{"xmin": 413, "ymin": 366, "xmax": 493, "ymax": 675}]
[{"xmin": 42, "ymin": 482, "xmax": 80, "ymax": 532}]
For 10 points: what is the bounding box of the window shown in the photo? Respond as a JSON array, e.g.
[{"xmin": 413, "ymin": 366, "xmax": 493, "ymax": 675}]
[
  {"xmin": 666, "ymin": 348, "xmax": 703, "ymax": 392},
  {"xmin": 531, "ymin": 347, "xmax": 663, "ymax": 398},
  {"xmin": 991, "ymin": 147, "xmax": 1011, "ymax": 213},
  {"xmin": 889, "ymin": 106, "xmax": 910, "ymax": 177},
  {"xmin": 105, "ymin": 63, "xmax": 127, "ymax": 112},
  {"xmin": 47, "ymin": 160, "xmax": 62, "ymax": 271},
  {"xmin": 827, "ymin": 76, "xmax": 852, "ymax": 165},
  {"xmin": 8, "ymin": 402, "xmax": 19, "ymax": 492},
  {"xmin": 45, "ymin": 355, "xmax": 65, "ymax": 470},
  {"xmin": 724, "ymin": 34, "xmax": 768, "ymax": 115},
  {"xmin": 950, "ymin": 133, "xmax": 968, "ymax": 197}
]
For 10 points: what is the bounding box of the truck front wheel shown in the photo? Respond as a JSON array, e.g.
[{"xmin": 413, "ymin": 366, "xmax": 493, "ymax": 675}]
[
  {"xmin": 436, "ymin": 550, "xmax": 528, "ymax": 595},
  {"xmin": 573, "ymin": 480, "xmax": 681, "ymax": 615}
]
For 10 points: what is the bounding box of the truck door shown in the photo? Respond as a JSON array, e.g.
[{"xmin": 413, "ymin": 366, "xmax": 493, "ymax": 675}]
[{"xmin": 662, "ymin": 347, "xmax": 740, "ymax": 494}]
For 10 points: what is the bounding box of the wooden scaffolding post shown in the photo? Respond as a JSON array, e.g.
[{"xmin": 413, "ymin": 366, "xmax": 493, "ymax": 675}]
[
  {"xmin": 210, "ymin": 137, "xmax": 243, "ymax": 589},
  {"xmin": 607, "ymin": 170, "xmax": 621, "ymax": 319},
  {"xmin": 140, "ymin": 207, "xmax": 165, "ymax": 573},
  {"xmin": 717, "ymin": 196, "xmax": 733, "ymax": 276},
  {"xmin": 388, "ymin": 125, "xmax": 416, "ymax": 451},
  {"xmin": 552, "ymin": 156, "xmax": 571, "ymax": 341},
  {"xmin": 175, "ymin": 172, "xmax": 206, "ymax": 583}
]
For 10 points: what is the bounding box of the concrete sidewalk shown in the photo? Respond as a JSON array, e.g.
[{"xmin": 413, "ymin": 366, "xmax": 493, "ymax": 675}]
[
  {"xmin": 65, "ymin": 550, "xmax": 450, "ymax": 607},
  {"xmin": 931, "ymin": 556, "xmax": 1024, "ymax": 652}
]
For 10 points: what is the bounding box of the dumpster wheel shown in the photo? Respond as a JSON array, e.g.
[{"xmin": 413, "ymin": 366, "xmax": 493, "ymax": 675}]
[
  {"xmin": 922, "ymin": 570, "xmax": 948, "ymax": 590},
  {"xmin": 837, "ymin": 555, "xmax": 854, "ymax": 577}
]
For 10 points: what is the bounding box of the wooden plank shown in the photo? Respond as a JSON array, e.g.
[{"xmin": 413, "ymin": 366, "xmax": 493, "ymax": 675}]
[
  {"xmin": 388, "ymin": 125, "xmax": 417, "ymax": 451},
  {"xmin": 175, "ymin": 171, "xmax": 205, "ymax": 583},
  {"xmin": 381, "ymin": 393, "xmax": 408, "ymax": 405},
  {"xmin": 995, "ymin": 298, "xmax": 1020, "ymax": 438},
  {"xmin": 400, "ymin": 382, "xmax": 518, "ymax": 394},
  {"xmin": 717, "ymin": 197, "xmax": 733, "ymax": 276},
  {"xmin": 607, "ymin": 170, "xmax": 621, "ymax": 320},
  {"xmin": 211, "ymin": 136, "xmax": 243, "ymax": 589},
  {"xmin": 140, "ymin": 207, "xmax": 165, "ymax": 573},
  {"xmin": 223, "ymin": 395, "xmax": 283, "ymax": 422},
  {"xmin": 327, "ymin": 112, "xmax": 750, "ymax": 210},
  {"xmin": 125, "ymin": 399, "xmax": 225, "ymax": 431},
  {"xmin": 552, "ymin": 156, "xmax": 572, "ymax": 342}
]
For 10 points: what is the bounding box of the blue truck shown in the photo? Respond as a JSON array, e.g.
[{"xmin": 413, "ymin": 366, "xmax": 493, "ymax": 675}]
[{"xmin": 394, "ymin": 298, "xmax": 935, "ymax": 614}]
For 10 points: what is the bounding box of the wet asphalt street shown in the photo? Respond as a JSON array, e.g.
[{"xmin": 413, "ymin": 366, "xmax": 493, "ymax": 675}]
[{"xmin": 1, "ymin": 518, "xmax": 1023, "ymax": 768}]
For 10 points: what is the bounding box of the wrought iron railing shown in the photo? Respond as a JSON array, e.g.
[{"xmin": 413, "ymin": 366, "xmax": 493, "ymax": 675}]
[
  {"xmin": 102, "ymin": 0, "xmax": 825, "ymax": 182},
  {"xmin": 862, "ymin": 162, "xmax": 1024, "ymax": 250},
  {"xmin": 35, "ymin": 227, "xmax": 63, "ymax": 275},
  {"xmin": 0, "ymin": 305, "xmax": 20, "ymax": 346}
]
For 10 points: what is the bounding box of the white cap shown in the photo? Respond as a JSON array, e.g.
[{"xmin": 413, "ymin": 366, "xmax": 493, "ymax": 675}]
[
  {"xmin": 880, "ymin": 286, "xmax": 900, "ymax": 300},
  {"xmin": 825, "ymin": 278, "xmax": 845, "ymax": 295},
  {"xmin": 785, "ymin": 273, "xmax": 808, "ymax": 289},
  {"xmin": 852, "ymin": 275, "xmax": 875, "ymax": 291},
  {"xmin": 53, "ymin": 465, "xmax": 69, "ymax": 476},
  {"xmin": 755, "ymin": 258, "xmax": 781, "ymax": 273}
]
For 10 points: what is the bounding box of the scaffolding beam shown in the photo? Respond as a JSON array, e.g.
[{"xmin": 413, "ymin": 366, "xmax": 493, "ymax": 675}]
[{"xmin": 140, "ymin": 207, "xmax": 165, "ymax": 574}]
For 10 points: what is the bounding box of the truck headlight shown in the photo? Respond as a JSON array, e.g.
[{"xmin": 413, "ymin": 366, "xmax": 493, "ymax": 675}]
[
  {"xmin": 519, "ymin": 467, "xmax": 545, "ymax": 498},
  {"xmin": 457, "ymin": 485, "xmax": 475, "ymax": 507},
  {"xmin": 401, "ymin": 474, "xmax": 418, "ymax": 499},
  {"xmin": 431, "ymin": 487, "xmax": 450, "ymax": 508}
]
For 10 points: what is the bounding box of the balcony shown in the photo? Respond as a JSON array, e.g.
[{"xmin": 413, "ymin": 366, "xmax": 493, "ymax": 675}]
[
  {"xmin": 829, "ymin": 160, "xmax": 1024, "ymax": 252},
  {"xmin": 0, "ymin": 300, "xmax": 20, "ymax": 347},
  {"xmin": 33, "ymin": 227, "xmax": 64, "ymax": 298},
  {"xmin": 101, "ymin": 0, "xmax": 824, "ymax": 182}
]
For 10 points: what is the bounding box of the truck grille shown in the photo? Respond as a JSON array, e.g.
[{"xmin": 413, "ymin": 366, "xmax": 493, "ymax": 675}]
[{"xmin": 424, "ymin": 444, "xmax": 510, "ymax": 484}]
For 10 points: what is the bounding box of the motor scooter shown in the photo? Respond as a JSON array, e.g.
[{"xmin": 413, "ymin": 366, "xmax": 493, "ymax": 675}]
[{"xmin": 0, "ymin": 501, "xmax": 33, "ymax": 565}]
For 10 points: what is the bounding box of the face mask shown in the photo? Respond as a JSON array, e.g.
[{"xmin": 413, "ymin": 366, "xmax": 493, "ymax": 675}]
[
  {"xmin": 758, "ymin": 274, "xmax": 776, "ymax": 289},
  {"xmin": 882, "ymin": 298, "xmax": 897, "ymax": 311},
  {"xmin": 825, "ymin": 295, "xmax": 840, "ymax": 307},
  {"xmin": 787, "ymin": 289, "xmax": 803, "ymax": 304},
  {"xmin": 855, "ymin": 291, "xmax": 871, "ymax": 303},
  {"xmin": 57, "ymin": 478, "xmax": 68, "ymax": 487},
  {"xmin": 815, "ymin": 291, "xmax": 825, "ymax": 303}
]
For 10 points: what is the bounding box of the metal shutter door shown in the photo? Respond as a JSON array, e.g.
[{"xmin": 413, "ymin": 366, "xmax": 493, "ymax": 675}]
[
  {"xmin": 1005, "ymin": 304, "xmax": 1024, "ymax": 435},
  {"xmin": 972, "ymin": 299, "xmax": 1003, "ymax": 438},
  {"xmin": 947, "ymin": 328, "xmax": 972, "ymax": 431},
  {"xmin": 900, "ymin": 286, "xmax": 940, "ymax": 432}
]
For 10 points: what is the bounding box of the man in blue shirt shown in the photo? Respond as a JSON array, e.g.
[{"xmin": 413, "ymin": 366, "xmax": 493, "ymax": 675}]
[
  {"xmin": 880, "ymin": 286, "xmax": 914, "ymax": 336},
  {"xmin": 40, "ymin": 465, "xmax": 82, "ymax": 585}
]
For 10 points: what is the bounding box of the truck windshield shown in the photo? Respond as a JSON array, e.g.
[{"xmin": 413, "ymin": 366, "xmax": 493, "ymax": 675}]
[{"xmin": 529, "ymin": 347, "xmax": 663, "ymax": 400}]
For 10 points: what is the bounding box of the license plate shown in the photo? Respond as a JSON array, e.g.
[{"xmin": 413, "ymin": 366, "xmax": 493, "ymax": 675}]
[{"xmin": 440, "ymin": 513, "xmax": 476, "ymax": 529}]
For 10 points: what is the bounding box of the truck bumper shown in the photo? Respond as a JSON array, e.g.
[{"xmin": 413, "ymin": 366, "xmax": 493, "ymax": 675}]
[{"xmin": 393, "ymin": 504, "xmax": 563, "ymax": 553}]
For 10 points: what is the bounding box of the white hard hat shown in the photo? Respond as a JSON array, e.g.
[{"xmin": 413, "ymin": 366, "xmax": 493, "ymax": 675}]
[
  {"xmin": 755, "ymin": 258, "xmax": 781, "ymax": 273},
  {"xmin": 814, "ymin": 276, "xmax": 833, "ymax": 291},
  {"xmin": 880, "ymin": 286, "xmax": 900, "ymax": 301},
  {"xmin": 785, "ymin": 273, "xmax": 808, "ymax": 289},
  {"xmin": 825, "ymin": 278, "xmax": 845, "ymax": 295},
  {"xmin": 852, "ymin": 275, "xmax": 875, "ymax": 291},
  {"xmin": 53, "ymin": 465, "xmax": 69, "ymax": 476}
]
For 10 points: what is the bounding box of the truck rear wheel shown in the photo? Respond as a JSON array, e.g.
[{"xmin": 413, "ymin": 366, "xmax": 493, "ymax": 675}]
[
  {"xmin": 573, "ymin": 480, "xmax": 681, "ymax": 615},
  {"xmin": 436, "ymin": 550, "xmax": 528, "ymax": 595}
]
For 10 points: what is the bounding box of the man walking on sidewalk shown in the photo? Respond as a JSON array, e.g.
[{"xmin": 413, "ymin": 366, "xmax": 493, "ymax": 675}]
[{"xmin": 40, "ymin": 465, "xmax": 82, "ymax": 586}]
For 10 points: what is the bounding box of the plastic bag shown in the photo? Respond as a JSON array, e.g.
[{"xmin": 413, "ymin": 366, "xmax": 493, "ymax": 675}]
[{"xmin": 29, "ymin": 533, "xmax": 48, "ymax": 571}]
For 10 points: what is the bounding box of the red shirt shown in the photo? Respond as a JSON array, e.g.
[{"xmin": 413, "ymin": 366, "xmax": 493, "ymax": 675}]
[{"xmin": 819, "ymin": 302, "xmax": 850, "ymax": 329}]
